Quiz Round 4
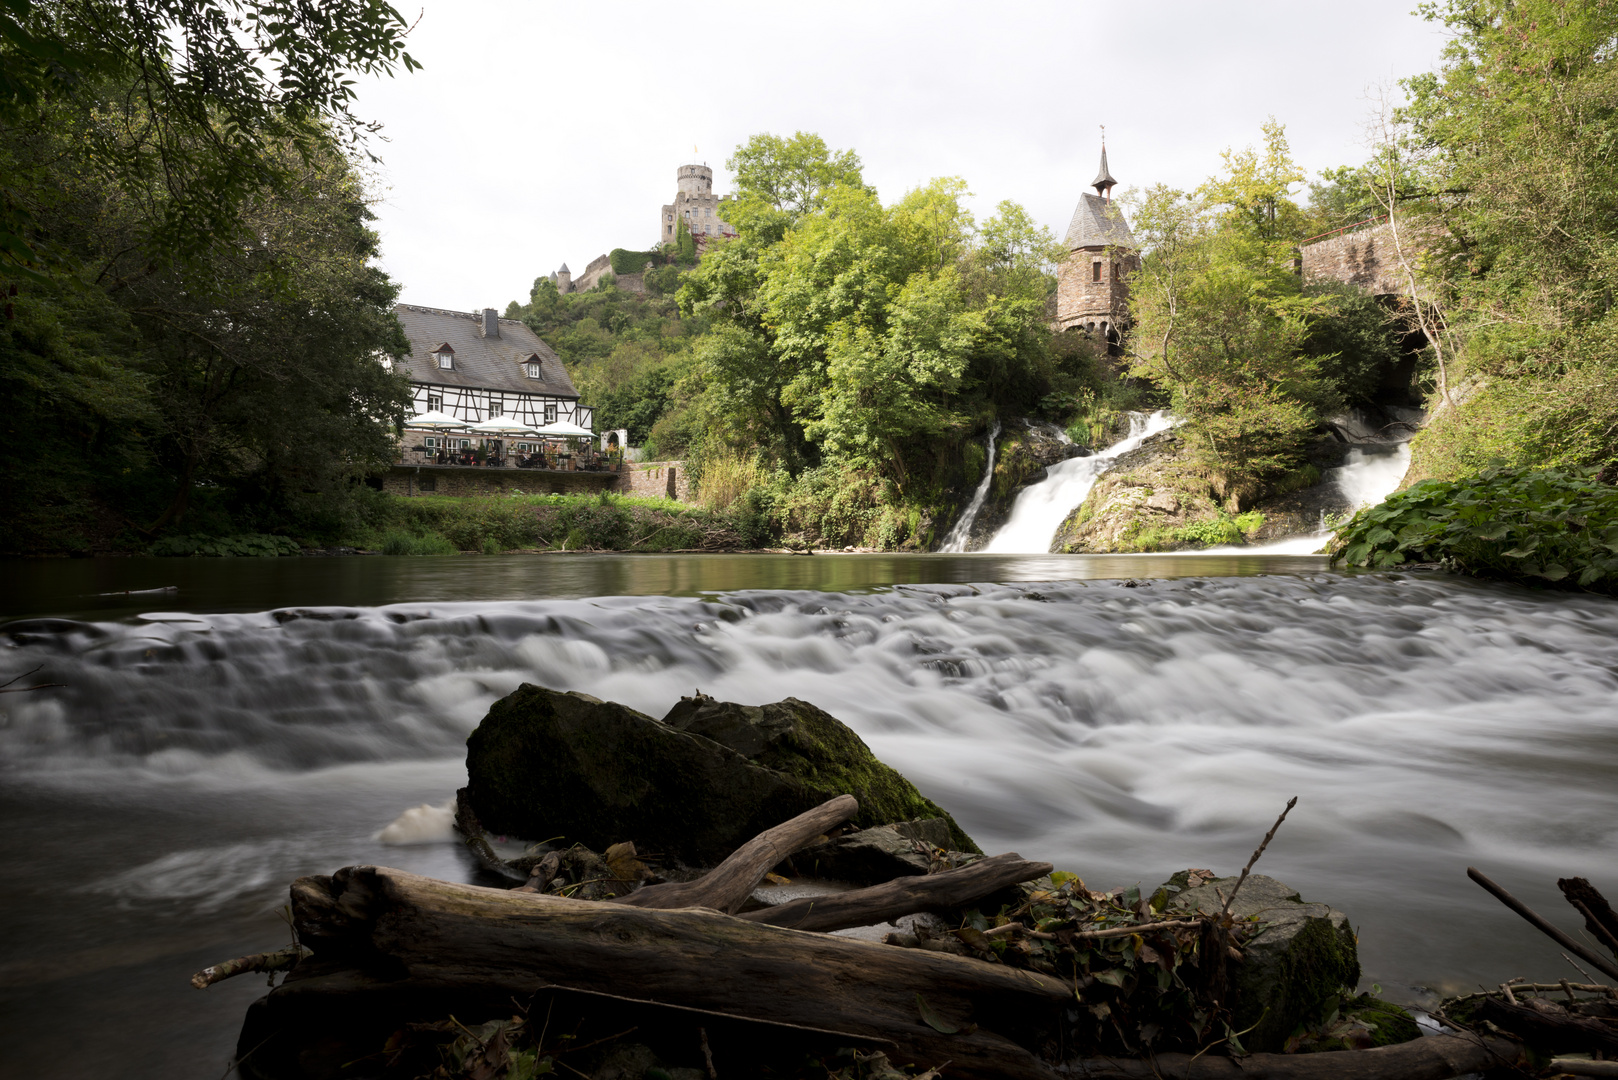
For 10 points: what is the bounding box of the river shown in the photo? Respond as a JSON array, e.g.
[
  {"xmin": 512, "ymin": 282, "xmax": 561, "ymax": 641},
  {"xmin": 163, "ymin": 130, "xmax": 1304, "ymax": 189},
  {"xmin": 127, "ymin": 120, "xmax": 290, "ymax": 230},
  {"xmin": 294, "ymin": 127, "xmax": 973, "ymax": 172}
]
[{"xmin": 2, "ymin": 552, "xmax": 1615, "ymax": 1078}]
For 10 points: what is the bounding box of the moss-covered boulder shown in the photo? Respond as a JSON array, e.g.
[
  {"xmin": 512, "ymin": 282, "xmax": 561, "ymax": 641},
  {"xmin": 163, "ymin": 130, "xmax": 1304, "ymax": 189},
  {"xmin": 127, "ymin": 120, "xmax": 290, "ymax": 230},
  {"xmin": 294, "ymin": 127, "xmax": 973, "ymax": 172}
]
[
  {"xmin": 1164, "ymin": 874, "xmax": 1361, "ymax": 1054},
  {"xmin": 464, "ymin": 686, "xmax": 977, "ymax": 866}
]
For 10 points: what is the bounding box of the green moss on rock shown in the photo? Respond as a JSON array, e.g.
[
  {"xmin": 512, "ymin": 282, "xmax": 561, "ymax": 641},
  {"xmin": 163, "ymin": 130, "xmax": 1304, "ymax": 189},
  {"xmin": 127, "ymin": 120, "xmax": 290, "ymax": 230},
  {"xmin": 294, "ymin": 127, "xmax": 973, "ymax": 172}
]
[
  {"xmin": 464, "ymin": 686, "xmax": 977, "ymax": 866},
  {"xmin": 1167, "ymin": 874, "xmax": 1360, "ymax": 1054}
]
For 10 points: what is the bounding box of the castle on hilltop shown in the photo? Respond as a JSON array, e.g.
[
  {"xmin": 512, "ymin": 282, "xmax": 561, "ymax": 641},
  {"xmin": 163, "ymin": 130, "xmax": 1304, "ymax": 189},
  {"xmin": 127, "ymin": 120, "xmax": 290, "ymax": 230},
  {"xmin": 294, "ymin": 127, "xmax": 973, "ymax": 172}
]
[
  {"xmin": 660, "ymin": 164, "xmax": 735, "ymax": 245},
  {"xmin": 548, "ymin": 165, "xmax": 735, "ymax": 295},
  {"xmin": 1055, "ymin": 144, "xmax": 1138, "ymax": 347}
]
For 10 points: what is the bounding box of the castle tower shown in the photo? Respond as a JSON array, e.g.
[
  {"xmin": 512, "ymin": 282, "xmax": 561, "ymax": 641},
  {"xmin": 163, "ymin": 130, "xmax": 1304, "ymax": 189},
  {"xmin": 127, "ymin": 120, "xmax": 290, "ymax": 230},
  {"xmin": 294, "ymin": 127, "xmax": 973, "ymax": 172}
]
[
  {"xmin": 1055, "ymin": 142, "xmax": 1137, "ymax": 343},
  {"xmin": 660, "ymin": 163, "xmax": 734, "ymax": 246},
  {"xmin": 555, "ymin": 263, "xmax": 572, "ymax": 293}
]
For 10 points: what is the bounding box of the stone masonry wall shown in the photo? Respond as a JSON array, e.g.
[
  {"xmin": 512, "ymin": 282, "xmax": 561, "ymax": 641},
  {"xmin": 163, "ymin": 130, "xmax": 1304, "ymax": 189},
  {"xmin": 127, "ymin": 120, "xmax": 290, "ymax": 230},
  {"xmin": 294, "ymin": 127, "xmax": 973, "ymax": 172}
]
[
  {"xmin": 1055, "ymin": 249, "xmax": 1137, "ymax": 332},
  {"xmin": 1301, "ymin": 220, "xmax": 1409, "ymax": 296},
  {"xmin": 613, "ymin": 461, "xmax": 692, "ymax": 502},
  {"xmin": 384, "ymin": 466, "xmax": 619, "ymax": 498}
]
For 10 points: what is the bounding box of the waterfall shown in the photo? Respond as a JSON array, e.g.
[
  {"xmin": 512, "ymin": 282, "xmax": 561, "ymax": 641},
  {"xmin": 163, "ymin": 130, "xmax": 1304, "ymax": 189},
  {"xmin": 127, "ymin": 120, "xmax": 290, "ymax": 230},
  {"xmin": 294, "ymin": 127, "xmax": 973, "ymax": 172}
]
[
  {"xmin": 1204, "ymin": 442, "xmax": 1414, "ymax": 554},
  {"xmin": 938, "ymin": 421, "xmax": 1001, "ymax": 552},
  {"xmin": 982, "ymin": 411, "xmax": 1175, "ymax": 554}
]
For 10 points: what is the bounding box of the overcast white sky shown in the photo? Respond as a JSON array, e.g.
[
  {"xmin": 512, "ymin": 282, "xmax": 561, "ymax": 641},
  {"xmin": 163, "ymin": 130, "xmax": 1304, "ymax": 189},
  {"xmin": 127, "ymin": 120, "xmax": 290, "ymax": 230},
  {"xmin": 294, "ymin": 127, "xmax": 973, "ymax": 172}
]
[{"xmin": 357, "ymin": 1, "xmax": 1453, "ymax": 311}]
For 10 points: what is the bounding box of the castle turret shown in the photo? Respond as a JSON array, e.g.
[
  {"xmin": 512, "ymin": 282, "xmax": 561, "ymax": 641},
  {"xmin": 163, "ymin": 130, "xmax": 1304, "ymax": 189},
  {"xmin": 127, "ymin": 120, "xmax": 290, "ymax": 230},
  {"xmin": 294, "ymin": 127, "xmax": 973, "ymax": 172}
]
[
  {"xmin": 1055, "ymin": 142, "xmax": 1138, "ymax": 344},
  {"xmin": 555, "ymin": 263, "xmax": 572, "ymax": 293}
]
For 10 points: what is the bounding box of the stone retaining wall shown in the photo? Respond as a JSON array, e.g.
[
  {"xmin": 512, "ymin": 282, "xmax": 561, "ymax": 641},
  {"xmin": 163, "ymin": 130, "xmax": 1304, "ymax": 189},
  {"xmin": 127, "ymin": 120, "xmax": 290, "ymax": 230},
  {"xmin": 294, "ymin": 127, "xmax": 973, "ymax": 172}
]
[
  {"xmin": 613, "ymin": 461, "xmax": 691, "ymax": 502},
  {"xmin": 383, "ymin": 466, "xmax": 619, "ymax": 498}
]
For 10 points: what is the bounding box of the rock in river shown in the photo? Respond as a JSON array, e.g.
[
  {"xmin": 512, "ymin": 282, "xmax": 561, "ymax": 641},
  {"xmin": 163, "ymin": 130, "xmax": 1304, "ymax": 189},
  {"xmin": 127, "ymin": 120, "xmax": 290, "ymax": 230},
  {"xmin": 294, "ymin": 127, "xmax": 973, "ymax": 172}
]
[{"xmin": 464, "ymin": 686, "xmax": 978, "ymax": 866}]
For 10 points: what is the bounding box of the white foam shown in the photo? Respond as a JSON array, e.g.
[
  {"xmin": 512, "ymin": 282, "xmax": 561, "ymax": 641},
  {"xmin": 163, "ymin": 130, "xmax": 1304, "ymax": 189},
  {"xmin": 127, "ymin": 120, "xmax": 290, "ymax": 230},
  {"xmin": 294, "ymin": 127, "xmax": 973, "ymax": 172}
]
[{"xmin": 377, "ymin": 801, "xmax": 457, "ymax": 845}]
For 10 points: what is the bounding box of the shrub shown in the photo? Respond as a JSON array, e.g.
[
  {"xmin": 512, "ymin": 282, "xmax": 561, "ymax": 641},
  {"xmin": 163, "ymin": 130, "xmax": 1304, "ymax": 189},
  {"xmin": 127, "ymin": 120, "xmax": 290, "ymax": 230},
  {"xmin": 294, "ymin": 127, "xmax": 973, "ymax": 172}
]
[
  {"xmin": 150, "ymin": 532, "xmax": 301, "ymax": 557},
  {"xmin": 1330, "ymin": 466, "xmax": 1618, "ymax": 591},
  {"xmin": 697, "ymin": 447, "xmax": 763, "ymax": 510},
  {"xmin": 379, "ymin": 529, "xmax": 458, "ymax": 556},
  {"xmin": 609, "ymin": 248, "xmax": 660, "ymax": 275}
]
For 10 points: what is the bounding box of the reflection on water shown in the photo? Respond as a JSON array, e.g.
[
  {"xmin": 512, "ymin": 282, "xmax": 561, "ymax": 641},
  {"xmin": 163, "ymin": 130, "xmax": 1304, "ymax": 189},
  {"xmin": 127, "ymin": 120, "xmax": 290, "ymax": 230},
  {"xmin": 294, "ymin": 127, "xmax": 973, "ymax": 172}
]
[{"xmin": 1, "ymin": 550, "xmax": 1333, "ymax": 622}]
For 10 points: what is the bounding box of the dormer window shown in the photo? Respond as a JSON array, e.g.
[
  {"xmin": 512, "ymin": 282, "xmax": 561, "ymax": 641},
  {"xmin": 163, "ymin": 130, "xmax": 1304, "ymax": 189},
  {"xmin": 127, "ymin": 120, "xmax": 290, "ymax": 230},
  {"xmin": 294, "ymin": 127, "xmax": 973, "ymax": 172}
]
[
  {"xmin": 523, "ymin": 353, "xmax": 544, "ymax": 379},
  {"xmin": 433, "ymin": 343, "xmax": 455, "ymax": 369}
]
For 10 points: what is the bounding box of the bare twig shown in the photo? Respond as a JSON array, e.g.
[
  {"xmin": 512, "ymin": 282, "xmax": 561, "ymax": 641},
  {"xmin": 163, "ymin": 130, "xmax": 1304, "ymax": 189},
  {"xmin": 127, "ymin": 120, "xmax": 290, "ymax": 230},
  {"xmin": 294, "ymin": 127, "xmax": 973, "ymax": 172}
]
[
  {"xmin": 0, "ymin": 665, "xmax": 65, "ymax": 694},
  {"xmin": 192, "ymin": 945, "xmax": 308, "ymax": 989},
  {"xmin": 1467, "ymin": 867, "xmax": 1618, "ymax": 982},
  {"xmin": 1220, "ymin": 797, "xmax": 1298, "ymax": 919},
  {"xmin": 699, "ymin": 1027, "xmax": 717, "ymax": 1079}
]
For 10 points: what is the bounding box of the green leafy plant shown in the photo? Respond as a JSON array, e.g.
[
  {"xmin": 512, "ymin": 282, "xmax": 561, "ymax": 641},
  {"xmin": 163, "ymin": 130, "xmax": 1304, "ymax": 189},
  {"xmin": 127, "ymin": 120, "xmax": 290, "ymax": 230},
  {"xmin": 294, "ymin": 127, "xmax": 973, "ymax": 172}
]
[{"xmin": 1330, "ymin": 466, "xmax": 1618, "ymax": 591}]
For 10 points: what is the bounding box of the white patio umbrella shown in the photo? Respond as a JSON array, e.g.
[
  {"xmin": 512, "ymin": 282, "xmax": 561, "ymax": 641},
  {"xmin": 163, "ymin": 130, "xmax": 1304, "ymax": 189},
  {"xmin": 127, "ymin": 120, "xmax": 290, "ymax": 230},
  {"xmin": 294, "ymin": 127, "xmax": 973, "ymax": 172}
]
[
  {"xmin": 532, "ymin": 421, "xmax": 597, "ymax": 439},
  {"xmin": 406, "ymin": 409, "xmax": 468, "ymax": 430},
  {"xmin": 467, "ymin": 418, "xmax": 540, "ymax": 435}
]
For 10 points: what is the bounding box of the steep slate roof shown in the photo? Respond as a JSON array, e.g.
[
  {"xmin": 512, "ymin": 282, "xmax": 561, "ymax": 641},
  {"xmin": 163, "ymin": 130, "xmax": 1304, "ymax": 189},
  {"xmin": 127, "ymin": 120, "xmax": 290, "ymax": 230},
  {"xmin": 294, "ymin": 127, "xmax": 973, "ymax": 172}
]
[
  {"xmin": 1064, "ymin": 192, "xmax": 1136, "ymax": 251},
  {"xmin": 394, "ymin": 305, "xmax": 579, "ymax": 399}
]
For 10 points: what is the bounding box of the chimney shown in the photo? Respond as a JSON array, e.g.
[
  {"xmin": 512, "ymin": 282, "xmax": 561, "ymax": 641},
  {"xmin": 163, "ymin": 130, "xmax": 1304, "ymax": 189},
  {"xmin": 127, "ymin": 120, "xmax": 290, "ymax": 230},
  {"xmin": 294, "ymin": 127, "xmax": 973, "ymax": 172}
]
[{"xmin": 482, "ymin": 308, "xmax": 499, "ymax": 338}]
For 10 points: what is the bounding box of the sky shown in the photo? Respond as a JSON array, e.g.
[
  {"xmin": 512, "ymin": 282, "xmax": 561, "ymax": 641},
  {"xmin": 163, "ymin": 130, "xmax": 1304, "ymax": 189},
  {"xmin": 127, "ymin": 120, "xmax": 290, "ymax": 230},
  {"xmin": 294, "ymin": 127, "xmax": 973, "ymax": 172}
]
[{"xmin": 355, "ymin": 0, "xmax": 1454, "ymax": 311}]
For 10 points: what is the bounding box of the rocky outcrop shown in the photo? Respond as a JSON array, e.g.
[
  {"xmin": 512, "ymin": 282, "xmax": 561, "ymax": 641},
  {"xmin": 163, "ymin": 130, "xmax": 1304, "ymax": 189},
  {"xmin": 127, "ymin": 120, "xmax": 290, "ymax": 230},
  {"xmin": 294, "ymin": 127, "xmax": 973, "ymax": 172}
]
[
  {"xmin": 463, "ymin": 686, "xmax": 977, "ymax": 865},
  {"xmin": 1162, "ymin": 873, "xmax": 1362, "ymax": 1054}
]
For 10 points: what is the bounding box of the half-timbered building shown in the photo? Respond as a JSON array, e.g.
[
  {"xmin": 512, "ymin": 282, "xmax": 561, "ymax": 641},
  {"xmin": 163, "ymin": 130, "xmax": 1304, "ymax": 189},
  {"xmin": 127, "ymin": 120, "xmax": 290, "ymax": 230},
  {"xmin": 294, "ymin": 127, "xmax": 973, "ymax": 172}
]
[{"xmin": 394, "ymin": 304, "xmax": 590, "ymax": 436}]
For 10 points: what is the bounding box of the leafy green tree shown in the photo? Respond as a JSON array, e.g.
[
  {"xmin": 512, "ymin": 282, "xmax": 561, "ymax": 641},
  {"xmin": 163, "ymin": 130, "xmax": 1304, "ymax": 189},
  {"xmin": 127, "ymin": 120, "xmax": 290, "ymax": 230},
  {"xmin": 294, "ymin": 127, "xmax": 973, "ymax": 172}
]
[
  {"xmin": 1398, "ymin": 0, "xmax": 1618, "ymax": 476},
  {"xmin": 723, "ymin": 131, "xmax": 871, "ymax": 243},
  {"xmin": 1126, "ymin": 124, "xmax": 1336, "ymax": 504},
  {"xmin": 0, "ymin": 0, "xmax": 419, "ymax": 280}
]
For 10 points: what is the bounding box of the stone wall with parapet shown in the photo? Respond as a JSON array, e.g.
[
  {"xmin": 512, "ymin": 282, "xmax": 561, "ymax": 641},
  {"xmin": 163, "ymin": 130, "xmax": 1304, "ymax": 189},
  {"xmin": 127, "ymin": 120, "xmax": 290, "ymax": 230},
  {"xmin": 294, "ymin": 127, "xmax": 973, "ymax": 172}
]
[
  {"xmin": 569, "ymin": 259, "xmax": 648, "ymax": 296},
  {"xmin": 1300, "ymin": 219, "xmax": 1437, "ymax": 297},
  {"xmin": 613, "ymin": 461, "xmax": 692, "ymax": 502},
  {"xmin": 383, "ymin": 466, "xmax": 619, "ymax": 498}
]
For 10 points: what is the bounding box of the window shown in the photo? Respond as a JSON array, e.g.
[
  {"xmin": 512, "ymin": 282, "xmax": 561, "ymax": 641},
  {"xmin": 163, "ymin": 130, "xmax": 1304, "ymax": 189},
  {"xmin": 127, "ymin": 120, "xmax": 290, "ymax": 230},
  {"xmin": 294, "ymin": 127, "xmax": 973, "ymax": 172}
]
[
  {"xmin": 435, "ymin": 344, "xmax": 454, "ymax": 369},
  {"xmin": 425, "ymin": 437, "xmax": 437, "ymax": 449},
  {"xmin": 525, "ymin": 362, "xmax": 541, "ymax": 379},
  {"xmin": 1112, "ymin": 262, "xmax": 1121, "ymax": 280},
  {"xmin": 544, "ymin": 404, "xmax": 557, "ymax": 424},
  {"xmin": 1092, "ymin": 262, "xmax": 1102, "ymax": 283},
  {"xmin": 427, "ymin": 394, "xmax": 442, "ymax": 412},
  {"xmin": 490, "ymin": 401, "xmax": 502, "ymax": 418}
]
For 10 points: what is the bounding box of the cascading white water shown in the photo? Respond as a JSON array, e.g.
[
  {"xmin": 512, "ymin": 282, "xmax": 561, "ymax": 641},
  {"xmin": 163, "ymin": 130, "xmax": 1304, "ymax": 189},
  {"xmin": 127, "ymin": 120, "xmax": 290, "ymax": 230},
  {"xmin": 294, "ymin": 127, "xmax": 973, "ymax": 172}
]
[
  {"xmin": 1214, "ymin": 442, "xmax": 1414, "ymax": 555},
  {"xmin": 982, "ymin": 411, "xmax": 1175, "ymax": 554},
  {"xmin": 938, "ymin": 421, "xmax": 1001, "ymax": 552}
]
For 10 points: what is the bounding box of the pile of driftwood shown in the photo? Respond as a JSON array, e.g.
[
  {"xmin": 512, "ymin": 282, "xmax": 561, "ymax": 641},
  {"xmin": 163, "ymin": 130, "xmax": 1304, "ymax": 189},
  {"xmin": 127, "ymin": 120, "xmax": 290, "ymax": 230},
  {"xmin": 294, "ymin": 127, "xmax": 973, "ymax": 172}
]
[
  {"xmin": 199, "ymin": 795, "xmax": 1546, "ymax": 1080},
  {"xmin": 1428, "ymin": 868, "xmax": 1618, "ymax": 1079}
]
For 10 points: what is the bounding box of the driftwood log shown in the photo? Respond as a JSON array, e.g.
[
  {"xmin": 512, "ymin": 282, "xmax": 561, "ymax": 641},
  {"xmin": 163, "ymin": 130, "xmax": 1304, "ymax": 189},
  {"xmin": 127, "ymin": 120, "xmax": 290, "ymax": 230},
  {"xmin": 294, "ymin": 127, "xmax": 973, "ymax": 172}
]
[
  {"xmin": 288, "ymin": 865, "xmax": 1072, "ymax": 1080},
  {"xmin": 1058, "ymin": 1030, "xmax": 1525, "ymax": 1078}
]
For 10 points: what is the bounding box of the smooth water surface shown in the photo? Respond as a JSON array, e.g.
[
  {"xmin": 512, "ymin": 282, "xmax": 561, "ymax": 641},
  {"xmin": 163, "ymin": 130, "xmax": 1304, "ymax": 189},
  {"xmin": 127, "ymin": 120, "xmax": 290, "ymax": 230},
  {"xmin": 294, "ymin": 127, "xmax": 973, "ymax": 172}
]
[{"xmin": 2, "ymin": 552, "xmax": 1616, "ymax": 1079}]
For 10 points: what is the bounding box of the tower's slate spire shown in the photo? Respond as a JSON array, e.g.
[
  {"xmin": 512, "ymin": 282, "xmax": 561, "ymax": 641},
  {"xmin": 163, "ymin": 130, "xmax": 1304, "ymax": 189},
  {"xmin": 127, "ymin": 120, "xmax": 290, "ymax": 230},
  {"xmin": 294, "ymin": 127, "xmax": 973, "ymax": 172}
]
[{"xmin": 1092, "ymin": 142, "xmax": 1117, "ymax": 200}]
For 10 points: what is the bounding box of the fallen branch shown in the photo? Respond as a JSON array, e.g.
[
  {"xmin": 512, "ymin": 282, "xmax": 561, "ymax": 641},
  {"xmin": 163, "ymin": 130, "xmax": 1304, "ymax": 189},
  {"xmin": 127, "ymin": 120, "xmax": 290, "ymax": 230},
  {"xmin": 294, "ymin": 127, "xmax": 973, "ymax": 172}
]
[
  {"xmin": 1560, "ymin": 876, "xmax": 1618, "ymax": 958},
  {"xmin": 737, "ymin": 853, "xmax": 1053, "ymax": 933},
  {"xmin": 1058, "ymin": 1030, "xmax": 1524, "ymax": 1078},
  {"xmin": 191, "ymin": 945, "xmax": 308, "ymax": 989},
  {"xmin": 1551, "ymin": 1059, "xmax": 1618, "ymax": 1078},
  {"xmin": 1472, "ymin": 993, "xmax": 1618, "ymax": 1055},
  {"xmin": 614, "ymin": 794, "xmax": 857, "ymax": 914},
  {"xmin": 1467, "ymin": 867, "xmax": 1618, "ymax": 981}
]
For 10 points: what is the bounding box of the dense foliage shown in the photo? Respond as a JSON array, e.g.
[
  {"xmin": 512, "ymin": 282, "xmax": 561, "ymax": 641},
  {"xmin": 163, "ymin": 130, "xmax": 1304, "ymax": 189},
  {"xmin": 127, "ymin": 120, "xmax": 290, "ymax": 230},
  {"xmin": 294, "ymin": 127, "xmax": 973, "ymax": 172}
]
[
  {"xmin": 1368, "ymin": 0, "xmax": 1618, "ymax": 479},
  {"xmin": 1125, "ymin": 121, "xmax": 1392, "ymax": 507},
  {"xmin": 0, "ymin": 0, "xmax": 418, "ymax": 554},
  {"xmin": 1331, "ymin": 467, "xmax": 1618, "ymax": 592}
]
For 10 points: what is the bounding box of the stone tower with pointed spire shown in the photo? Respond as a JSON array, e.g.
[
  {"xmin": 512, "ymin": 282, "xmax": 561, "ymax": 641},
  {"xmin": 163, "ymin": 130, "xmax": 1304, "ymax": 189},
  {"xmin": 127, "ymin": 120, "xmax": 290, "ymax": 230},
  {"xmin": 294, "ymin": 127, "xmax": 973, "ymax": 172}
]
[{"xmin": 1055, "ymin": 142, "xmax": 1138, "ymax": 343}]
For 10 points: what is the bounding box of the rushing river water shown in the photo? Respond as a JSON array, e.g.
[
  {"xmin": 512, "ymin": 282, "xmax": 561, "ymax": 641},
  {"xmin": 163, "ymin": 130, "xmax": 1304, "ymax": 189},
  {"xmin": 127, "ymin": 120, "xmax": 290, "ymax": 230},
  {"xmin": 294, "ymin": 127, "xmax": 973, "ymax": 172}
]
[{"xmin": 2, "ymin": 552, "xmax": 1616, "ymax": 1079}]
